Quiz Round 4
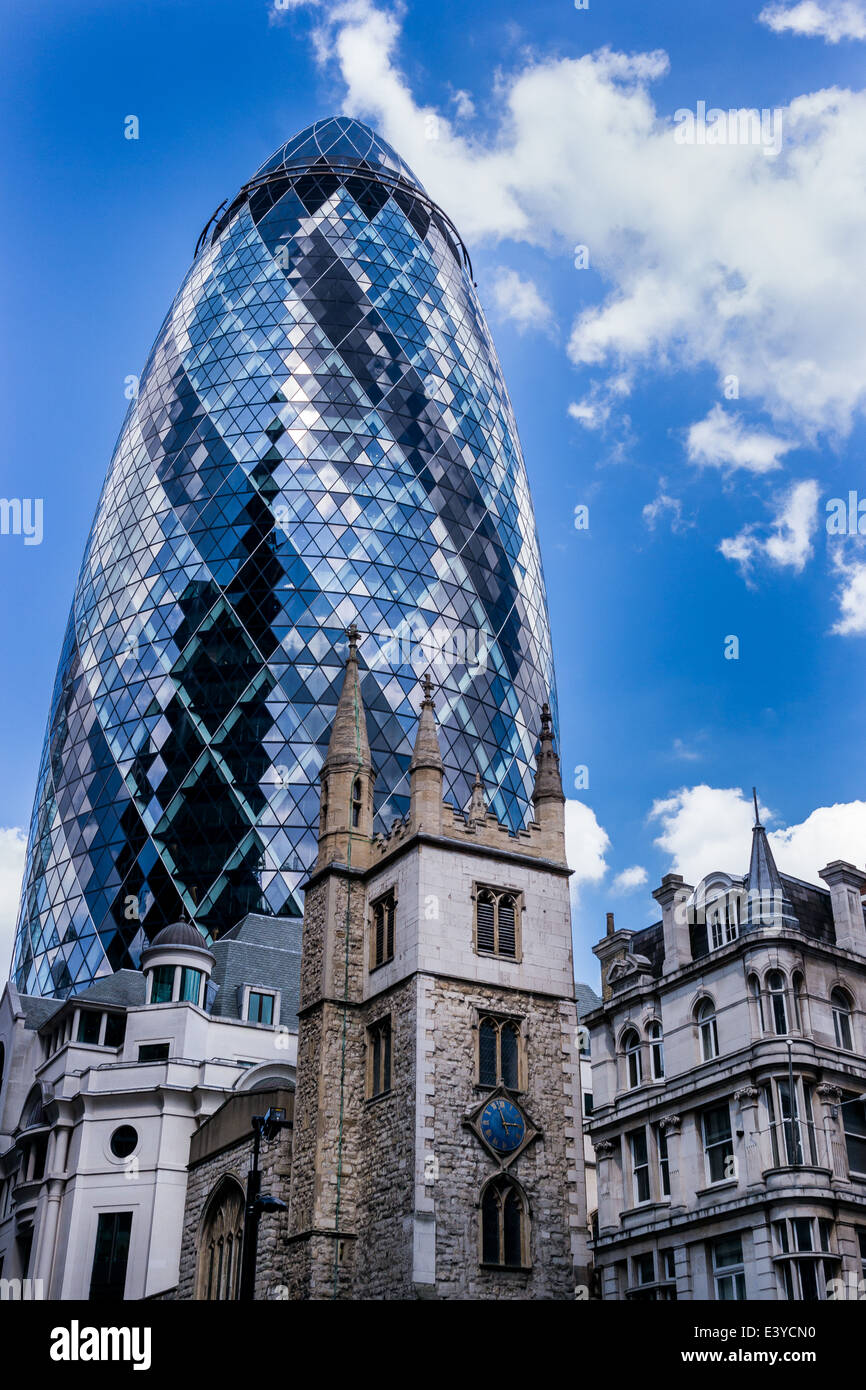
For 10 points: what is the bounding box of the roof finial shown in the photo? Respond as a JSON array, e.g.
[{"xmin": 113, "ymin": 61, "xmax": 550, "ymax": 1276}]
[
  {"xmin": 541, "ymin": 701, "xmax": 552, "ymax": 737},
  {"xmin": 421, "ymin": 671, "xmax": 435, "ymax": 705},
  {"xmin": 752, "ymin": 786, "xmax": 761, "ymax": 827},
  {"xmin": 346, "ymin": 623, "xmax": 359, "ymax": 657}
]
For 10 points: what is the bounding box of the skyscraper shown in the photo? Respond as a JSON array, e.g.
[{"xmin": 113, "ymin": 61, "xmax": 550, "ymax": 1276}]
[{"xmin": 12, "ymin": 116, "xmax": 558, "ymax": 998}]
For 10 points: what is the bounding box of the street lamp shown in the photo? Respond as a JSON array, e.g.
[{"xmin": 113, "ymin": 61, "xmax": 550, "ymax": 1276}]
[{"xmin": 239, "ymin": 1106, "xmax": 291, "ymax": 1301}]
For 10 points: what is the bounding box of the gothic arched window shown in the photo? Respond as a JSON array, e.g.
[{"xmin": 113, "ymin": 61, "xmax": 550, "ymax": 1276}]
[
  {"xmin": 480, "ymin": 1177, "xmax": 529, "ymax": 1268},
  {"xmin": 196, "ymin": 1177, "xmax": 245, "ymax": 1301},
  {"xmin": 478, "ymin": 1016, "xmax": 522, "ymax": 1089},
  {"xmin": 351, "ymin": 777, "xmax": 362, "ymax": 828}
]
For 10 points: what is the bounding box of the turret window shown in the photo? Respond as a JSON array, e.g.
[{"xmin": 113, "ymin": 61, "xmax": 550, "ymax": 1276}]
[
  {"xmin": 150, "ymin": 964, "xmax": 175, "ymax": 1004},
  {"xmin": 474, "ymin": 886, "xmax": 520, "ymax": 959},
  {"xmin": 767, "ymin": 971, "xmax": 788, "ymax": 1034},
  {"xmin": 180, "ymin": 967, "xmax": 203, "ymax": 1005},
  {"xmin": 351, "ymin": 777, "xmax": 363, "ymax": 828},
  {"xmin": 370, "ymin": 889, "xmax": 396, "ymax": 969}
]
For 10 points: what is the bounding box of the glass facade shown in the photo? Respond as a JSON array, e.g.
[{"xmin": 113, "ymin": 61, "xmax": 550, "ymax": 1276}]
[{"xmin": 13, "ymin": 116, "xmax": 558, "ymax": 998}]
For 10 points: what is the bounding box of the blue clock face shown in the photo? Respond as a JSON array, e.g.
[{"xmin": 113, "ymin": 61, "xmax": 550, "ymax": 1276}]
[{"xmin": 479, "ymin": 1098, "xmax": 526, "ymax": 1154}]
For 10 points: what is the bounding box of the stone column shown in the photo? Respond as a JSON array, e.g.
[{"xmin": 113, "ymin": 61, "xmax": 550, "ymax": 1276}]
[
  {"xmin": 816, "ymin": 1083, "xmax": 848, "ymax": 1181},
  {"xmin": 734, "ymin": 1085, "xmax": 763, "ymax": 1189},
  {"xmin": 593, "ymin": 1139, "xmax": 622, "ymax": 1235},
  {"xmin": 660, "ymin": 1114, "xmax": 684, "ymax": 1212}
]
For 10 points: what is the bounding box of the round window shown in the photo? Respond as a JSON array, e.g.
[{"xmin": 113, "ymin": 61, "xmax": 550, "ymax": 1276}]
[{"xmin": 110, "ymin": 1125, "xmax": 138, "ymax": 1159}]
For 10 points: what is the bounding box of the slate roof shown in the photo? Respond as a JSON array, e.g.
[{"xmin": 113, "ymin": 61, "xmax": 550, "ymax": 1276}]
[
  {"xmin": 631, "ymin": 872, "xmax": 840, "ymax": 975},
  {"xmin": 210, "ymin": 913, "xmax": 303, "ymax": 1029},
  {"xmin": 574, "ymin": 981, "xmax": 602, "ymax": 1018},
  {"xmin": 19, "ymin": 996, "xmax": 62, "ymax": 1030}
]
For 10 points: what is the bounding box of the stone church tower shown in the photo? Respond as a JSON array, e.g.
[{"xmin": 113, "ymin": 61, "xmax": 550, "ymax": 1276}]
[{"xmin": 285, "ymin": 628, "xmax": 588, "ymax": 1299}]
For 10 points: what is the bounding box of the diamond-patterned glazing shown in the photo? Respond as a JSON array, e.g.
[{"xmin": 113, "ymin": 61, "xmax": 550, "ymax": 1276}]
[{"xmin": 13, "ymin": 117, "xmax": 558, "ymax": 998}]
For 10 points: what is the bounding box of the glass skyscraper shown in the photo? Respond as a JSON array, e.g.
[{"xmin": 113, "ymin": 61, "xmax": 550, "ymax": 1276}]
[{"xmin": 13, "ymin": 117, "xmax": 558, "ymax": 998}]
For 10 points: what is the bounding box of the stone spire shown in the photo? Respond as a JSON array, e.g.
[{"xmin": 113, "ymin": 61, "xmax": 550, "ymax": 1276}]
[
  {"xmin": 409, "ymin": 672, "xmax": 443, "ymax": 833},
  {"xmin": 467, "ymin": 772, "xmax": 487, "ymax": 823},
  {"xmin": 317, "ymin": 625, "xmax": 374, "ymax": 868},
  {"xmin": 746, "ymin": 788, "xmax": 796, "ymax": 928},
  {"xmin": 531, "ymin": 702, "xmax": 566, "ymax": 862},
  {"xmin": 322, "ymin": 624, "xmax": 371, "ymax": 774}
]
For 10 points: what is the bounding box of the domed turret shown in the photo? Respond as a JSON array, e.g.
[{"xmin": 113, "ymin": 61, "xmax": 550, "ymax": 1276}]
[{"xmin": 140, "ymin": 916, "xmax": 215, "ymax": 1008}]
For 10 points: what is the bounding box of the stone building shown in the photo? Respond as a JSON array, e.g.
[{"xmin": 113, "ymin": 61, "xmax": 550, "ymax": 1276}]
[
  {"xmin": 0, "ymin": 914, "xmax": 300, "ymax": 1298},
  {"xmin": 585, "ymin": 798, "xmax": 866, "ymax": 1301},
  {"xmin": 172, "ymin": 630, "xmax": 587, "ymax": 1300},
  {"xmin": 174, "ymin": 1086, "xmax": 294, "ymax": 1302},
  {"xmin": 280, "ymin": 631, "xmax": 586, "ymax": 1298}
]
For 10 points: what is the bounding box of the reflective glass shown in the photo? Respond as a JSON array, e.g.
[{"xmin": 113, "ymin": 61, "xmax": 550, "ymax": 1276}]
[{"xmin": 13, "ymin": 117, "xmax": 558, "ymax": 997}]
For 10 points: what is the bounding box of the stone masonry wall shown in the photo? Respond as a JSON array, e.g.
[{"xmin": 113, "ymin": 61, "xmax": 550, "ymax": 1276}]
[
  {"xmin": 175, "ymin": 1116, "xmax": 292, "ymax": 1301},
  {"xmin": 426, "ymin": 977, "xmax": 583, "ymax": 1299}
]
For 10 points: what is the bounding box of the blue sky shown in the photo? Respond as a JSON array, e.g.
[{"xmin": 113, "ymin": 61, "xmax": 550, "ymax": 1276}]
[{"xmin": 3, "ymin": 0, "xmax": 866, "ymax": 984}]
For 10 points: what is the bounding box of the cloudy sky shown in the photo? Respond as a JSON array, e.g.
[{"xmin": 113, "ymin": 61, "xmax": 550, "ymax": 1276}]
[{"xmin": 2, "ymin": 0, "xmax": 866, "ymax": 984}]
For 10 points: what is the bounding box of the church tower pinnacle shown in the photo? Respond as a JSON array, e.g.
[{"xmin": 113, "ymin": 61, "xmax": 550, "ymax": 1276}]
[
  {"xmin": 317, "ymin": 625, "xmax": 374, "ymax": 869},
  {"xmin": 531, "ymin": 702, "xmax": 566, "ymax": 862},
  {"xmin": 409, "ymin": 672, "xmax": 443, "ymax": 833}
]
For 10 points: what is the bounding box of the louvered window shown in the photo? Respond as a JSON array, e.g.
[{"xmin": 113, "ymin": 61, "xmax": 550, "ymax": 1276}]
[
  {"xmin": 474, "ymin": 887, "xmax": 520, "ymax": 959},
  {"xmin": 371, "ymin": 889, "xmax": 396, "ymax": 968}
]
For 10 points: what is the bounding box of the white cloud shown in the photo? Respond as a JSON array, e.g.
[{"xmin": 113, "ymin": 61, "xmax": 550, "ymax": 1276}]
[
  {"xmin": 759, "ymin": 0, "xmax": 866, "ymax": 42},
  {"xmin": 830, "ymin": 548, "xmax": 866, "ymax": 633},
  {"xmin": 305, "ymin": 1, "xmax": 866, "ymax": 439},
  {"xmin": 489, "ymin": 268, "xmax": 555, "ymax": 336},
  {"xmin": 564, "ymin": 798, "xmax": 610, "ymax": 908},
  {"xmin": 568, "ymin": 399, "xmax": 608, "ymax": 430},
  {"xmin": 650, "ymin": 783, "xmax": 866, "ymax": 884},
  {"xmin": 612, "ymin": 864, "xmax": 648, "ymax": 894},
  {"xmin": 643, "ymin": 481, "xmax": 690, "ymax": 533},
  {"xmin": 672, "ymin": 737, "xmax": 701, "ymax": 761},
  {"xmin": 269, "ymin": 0, "xmax": 318, "ymax": 22},
  {"xmin": 452, "ymin": 89, "xmax": 475, "ymax": 120},
  {"xmin": 686, "ymin": 406, "xmax": 794, "ymax": 475},
  {"xmin": 0, "ymin": 828, "xmax": 25, "ymax": 981},
  {"xmin": 719, "ymin": 477, "xmax": 820, "ymax": 578}
]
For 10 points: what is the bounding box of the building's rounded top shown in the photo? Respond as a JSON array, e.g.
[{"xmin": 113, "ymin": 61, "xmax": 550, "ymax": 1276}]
[
  {"xmin": 148, "ymin": 918, "xmax": 207, "ymax": 951},
  {"xmin": 253, "ymin": 116, "xmax": 424, "ymax": 192}
]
